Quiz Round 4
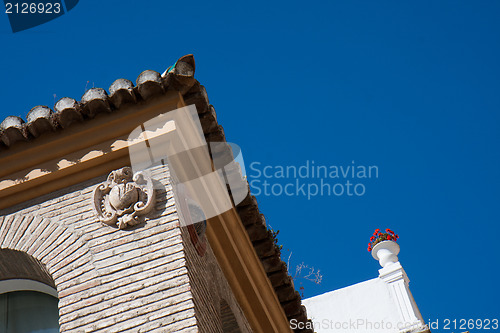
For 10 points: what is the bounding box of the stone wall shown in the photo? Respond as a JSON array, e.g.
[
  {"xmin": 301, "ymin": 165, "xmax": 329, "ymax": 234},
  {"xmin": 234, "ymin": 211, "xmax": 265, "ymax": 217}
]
[{"xmin": 0, "ymin": 164, "xmax": 250, "ymax": 332}]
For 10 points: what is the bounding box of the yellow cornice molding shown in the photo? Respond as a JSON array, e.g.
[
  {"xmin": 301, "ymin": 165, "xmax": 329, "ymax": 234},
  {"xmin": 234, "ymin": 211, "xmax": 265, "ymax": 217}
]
[
  {"xmin": 0, "ymin": 92, "xmax": 182, "ymax": 210},
  {"xmin": 207, "ymin": 210, "xmax": 293, "ymax": 333}
]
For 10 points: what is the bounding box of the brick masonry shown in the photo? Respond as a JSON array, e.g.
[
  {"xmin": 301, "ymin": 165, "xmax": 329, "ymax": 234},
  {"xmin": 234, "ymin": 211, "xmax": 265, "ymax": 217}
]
[
  {"xmin": 182, "ymin": 221, "xmax": 251, "ymax": 333},
  {"xmin": 0, "ymin": 164, "xmax": 251, "ymax": 332}
]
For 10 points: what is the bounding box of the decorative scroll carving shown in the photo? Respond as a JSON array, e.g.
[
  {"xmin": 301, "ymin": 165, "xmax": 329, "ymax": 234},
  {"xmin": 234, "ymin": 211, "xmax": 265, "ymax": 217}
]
[{"xmin": 93, "ymin": 167, "xmax": 155, "ymax": 229}]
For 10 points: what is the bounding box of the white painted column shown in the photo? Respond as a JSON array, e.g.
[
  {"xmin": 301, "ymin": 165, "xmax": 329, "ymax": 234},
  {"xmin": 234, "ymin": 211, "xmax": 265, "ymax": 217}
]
[{"xmin": 373, "ymin": 241, "xmax": 429, "ymax": 333}]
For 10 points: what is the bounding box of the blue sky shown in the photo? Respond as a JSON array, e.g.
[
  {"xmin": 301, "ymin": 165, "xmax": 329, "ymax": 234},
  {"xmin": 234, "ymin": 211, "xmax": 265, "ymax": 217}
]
[{"xmin": 1, "ymin": 0, "xmax": 499, "ymax": 330}]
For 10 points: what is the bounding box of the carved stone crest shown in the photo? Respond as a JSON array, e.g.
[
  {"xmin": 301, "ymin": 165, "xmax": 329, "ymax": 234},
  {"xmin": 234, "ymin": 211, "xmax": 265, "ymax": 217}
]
[{"xmin": 93, "ymin": 167, "xmax": 156, "ymax": 229}]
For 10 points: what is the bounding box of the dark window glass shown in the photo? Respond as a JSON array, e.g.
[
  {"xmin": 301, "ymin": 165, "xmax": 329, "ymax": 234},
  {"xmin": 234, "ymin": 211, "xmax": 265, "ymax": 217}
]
[{"xmin": 0, "ymin": 291, "xmax": 59, "ymax": 333}]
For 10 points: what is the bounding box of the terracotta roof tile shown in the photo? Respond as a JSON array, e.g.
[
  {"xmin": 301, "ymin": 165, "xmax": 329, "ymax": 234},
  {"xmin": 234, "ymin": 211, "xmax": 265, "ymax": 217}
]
[
  {"xmin": 0, "ymin": 116, "xmax": 27, "ymax": 146},
  {"xmin": 26, "ymin": 105, "xmax": 56, "ymax": 137}
]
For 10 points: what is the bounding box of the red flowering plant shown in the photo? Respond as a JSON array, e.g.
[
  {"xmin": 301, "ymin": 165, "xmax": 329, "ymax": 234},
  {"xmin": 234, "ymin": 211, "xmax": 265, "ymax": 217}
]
[{"xmin": 367, "ymin": 228, "xmax": 399, "ymax": 252}]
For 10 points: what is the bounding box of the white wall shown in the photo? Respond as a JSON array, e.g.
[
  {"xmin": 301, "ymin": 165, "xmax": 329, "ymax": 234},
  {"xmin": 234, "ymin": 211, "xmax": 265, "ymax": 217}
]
[{"xmin": 302, "ymin": 272, "xmax": 427, "ymax": 333}]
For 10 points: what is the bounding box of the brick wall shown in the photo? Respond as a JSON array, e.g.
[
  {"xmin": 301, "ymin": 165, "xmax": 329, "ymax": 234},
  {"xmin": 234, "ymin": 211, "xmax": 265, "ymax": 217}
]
[
  {"xmin": 0, "ymin": 164, "xmax": 250, "ymax": 332},
  {"xmin": 182, "ymin": 224, "xmax": 252, "ymax": 333}
]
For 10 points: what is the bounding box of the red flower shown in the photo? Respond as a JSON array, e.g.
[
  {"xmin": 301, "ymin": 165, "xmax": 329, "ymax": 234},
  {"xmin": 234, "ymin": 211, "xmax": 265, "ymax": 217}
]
[{"xmin": 367, "ymin": 228, "xmax": 399, "ymax": 252}]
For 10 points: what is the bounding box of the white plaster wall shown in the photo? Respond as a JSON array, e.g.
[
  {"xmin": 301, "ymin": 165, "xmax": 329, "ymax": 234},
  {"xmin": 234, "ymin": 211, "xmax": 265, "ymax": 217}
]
[{"xmin": 302, "ymin": 278, "xmax": 416, "ymax": 333}]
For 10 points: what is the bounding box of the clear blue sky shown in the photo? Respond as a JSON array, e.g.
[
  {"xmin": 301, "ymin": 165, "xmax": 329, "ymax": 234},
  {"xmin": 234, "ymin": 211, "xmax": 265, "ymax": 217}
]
[{"xmin": 1, "ymin": 0, "xmax": 499, "ymax": 329}]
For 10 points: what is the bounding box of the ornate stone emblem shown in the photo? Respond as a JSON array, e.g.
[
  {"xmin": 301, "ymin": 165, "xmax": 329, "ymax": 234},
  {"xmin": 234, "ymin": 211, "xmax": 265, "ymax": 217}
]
[{"xmin": 93, "ymin": 167, "xmax": 156, "ymax": 229}]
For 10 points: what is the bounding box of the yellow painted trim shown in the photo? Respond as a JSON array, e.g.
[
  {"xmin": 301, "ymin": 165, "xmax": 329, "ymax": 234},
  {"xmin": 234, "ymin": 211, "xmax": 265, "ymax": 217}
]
[
  {"xmin": 0, "ymin": 92, "xmax": 182, "ymax": 209},
  {"xmin": 207, "ymin": 211, "xmax": 293, "ymax": 333}
]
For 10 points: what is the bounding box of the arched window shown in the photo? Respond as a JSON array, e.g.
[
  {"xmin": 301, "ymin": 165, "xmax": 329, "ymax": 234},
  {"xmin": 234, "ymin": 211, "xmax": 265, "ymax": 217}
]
[{"xmin": 0, "ymin": 249, "xmax": 59, "ymax": 333}]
